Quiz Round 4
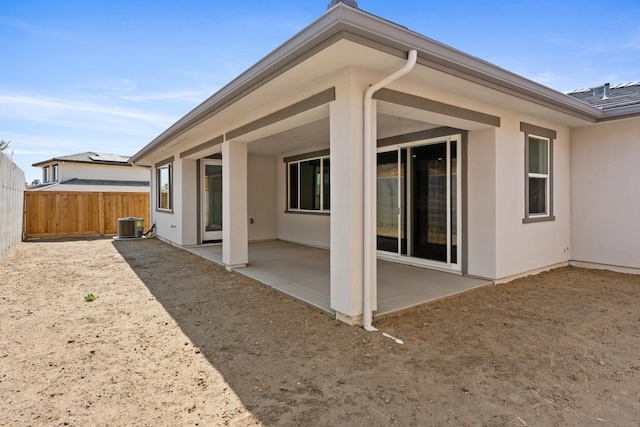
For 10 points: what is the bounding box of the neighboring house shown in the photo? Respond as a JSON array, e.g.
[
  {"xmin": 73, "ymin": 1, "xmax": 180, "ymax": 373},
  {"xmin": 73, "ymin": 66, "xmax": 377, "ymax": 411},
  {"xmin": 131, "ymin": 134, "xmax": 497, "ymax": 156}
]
[
  {"xmin": 30, "ymin": 152, "xmax": 149, "ymax": 192},
  {"xmin": 130, "ymin": 2, "xmax": 640, "ymax": 326}
]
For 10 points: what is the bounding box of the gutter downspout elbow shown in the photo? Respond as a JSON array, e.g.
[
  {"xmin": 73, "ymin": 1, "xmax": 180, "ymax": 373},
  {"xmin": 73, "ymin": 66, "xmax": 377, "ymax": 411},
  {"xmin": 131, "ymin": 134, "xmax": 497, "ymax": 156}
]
[{"xmin": 363, "ymin": 49, "xmax": 417, "ymax": 332}]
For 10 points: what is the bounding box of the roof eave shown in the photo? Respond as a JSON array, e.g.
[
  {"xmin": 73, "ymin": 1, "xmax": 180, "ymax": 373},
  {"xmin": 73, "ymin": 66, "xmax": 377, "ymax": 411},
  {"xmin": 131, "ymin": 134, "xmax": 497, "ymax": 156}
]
[
  {"xmin": 130, "ymin": 6, "xmax": 353, "ymax": 164},
  {"xmin": 32, "ymin": 158, "xmax": 57, "ymax": 167},
  {"xmin": 599, "ymin": 104, "xmax": 640, "ymax": 122},
  {"xmin": 336, "ymin": 7, "xmax": 603, "ymax": 122},
  {"xmin": 32, "ymin": 159, "xmax": 131, "ymax": 167},
  {"xmin": 130, "ymin": 4, "xmax": 606, "ymax": 164}
]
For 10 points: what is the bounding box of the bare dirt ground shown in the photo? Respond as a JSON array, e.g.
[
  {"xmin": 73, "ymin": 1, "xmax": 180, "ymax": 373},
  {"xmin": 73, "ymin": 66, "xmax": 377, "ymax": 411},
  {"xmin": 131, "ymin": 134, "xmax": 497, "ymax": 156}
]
[{"xmin": 0, "ymin": 237, "xmax": 639, "ymax": 426}]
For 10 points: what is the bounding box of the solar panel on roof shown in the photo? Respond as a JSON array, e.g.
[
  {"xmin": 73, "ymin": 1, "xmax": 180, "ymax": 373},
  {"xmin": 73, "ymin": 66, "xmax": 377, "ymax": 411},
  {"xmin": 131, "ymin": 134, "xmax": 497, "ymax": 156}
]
[{"xmin": 89, "ymin": 153, "xmax": 128, "ymax": 163}]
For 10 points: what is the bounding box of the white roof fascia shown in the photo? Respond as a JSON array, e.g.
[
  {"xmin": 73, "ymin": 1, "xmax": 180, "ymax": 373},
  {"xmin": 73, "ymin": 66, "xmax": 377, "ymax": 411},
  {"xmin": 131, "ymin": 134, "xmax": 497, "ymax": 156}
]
[
  {"xmin": 337, "ymin": 7, "xmax": 602, "ymax": 121},
  {"xmin": 600, "ymin": 104, "xmax": 640, "ymax": 122}
]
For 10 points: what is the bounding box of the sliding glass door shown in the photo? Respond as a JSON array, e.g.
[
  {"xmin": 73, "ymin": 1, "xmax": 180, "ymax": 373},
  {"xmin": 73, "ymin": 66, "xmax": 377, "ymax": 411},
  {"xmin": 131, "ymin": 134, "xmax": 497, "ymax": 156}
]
[{"xmin": 376, "ymin": 136, "xmax": 460, "ymax": 270}]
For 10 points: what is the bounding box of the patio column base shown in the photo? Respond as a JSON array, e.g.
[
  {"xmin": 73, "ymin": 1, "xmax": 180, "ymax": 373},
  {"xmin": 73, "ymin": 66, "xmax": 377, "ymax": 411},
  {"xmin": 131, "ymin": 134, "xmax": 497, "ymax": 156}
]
[
  {"xmin": 335, "ymin": 311, "xmax": 363, "ymax": 326},
  {"xmin": 225, "ymin": 263, "xmax": 247, "ymax": 271}
]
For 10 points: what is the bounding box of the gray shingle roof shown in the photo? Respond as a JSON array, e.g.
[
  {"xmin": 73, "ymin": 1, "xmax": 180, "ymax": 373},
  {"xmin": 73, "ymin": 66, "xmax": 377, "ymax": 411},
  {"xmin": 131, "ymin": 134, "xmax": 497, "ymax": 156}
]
[
  {"xmin": 567, "ymin": 81, "xmax": 640, "ymax": 110},
  {"xmin": 32, "ymin": 152, "xmax": 131, "ymax": 167}
]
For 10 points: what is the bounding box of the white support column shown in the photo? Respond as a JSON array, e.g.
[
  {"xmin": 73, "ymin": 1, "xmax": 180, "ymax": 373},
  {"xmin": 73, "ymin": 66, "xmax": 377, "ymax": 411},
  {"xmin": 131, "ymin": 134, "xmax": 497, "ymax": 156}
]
[
  {"xmin": 330, "ymin": 71, "xmax": 366, "ymax": 324},
  {"xmin": 222, "ymin": 140, "xmax": 248, "ymax": 270}
]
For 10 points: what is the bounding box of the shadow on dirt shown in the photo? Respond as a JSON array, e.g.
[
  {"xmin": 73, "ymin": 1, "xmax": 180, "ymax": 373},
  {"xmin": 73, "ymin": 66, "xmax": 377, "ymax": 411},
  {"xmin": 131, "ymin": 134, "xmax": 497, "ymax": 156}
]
[
  {"xmin": 111, "ymin": 237, "xmax": 640, "ymax": 426},
  {"xmin": 111, "ymin": 237, "xmax": 383, "ymax": 425}
]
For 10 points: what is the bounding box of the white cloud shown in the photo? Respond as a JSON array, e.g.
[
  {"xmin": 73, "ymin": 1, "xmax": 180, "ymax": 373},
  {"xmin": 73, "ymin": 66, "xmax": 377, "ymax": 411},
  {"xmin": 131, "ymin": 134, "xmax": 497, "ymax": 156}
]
[
  {"xmin": 0, "ymin": 92, "xmax": 175, "ymax": 134},
  {"xmin": 119, "ymin": 90, "xmax": 205, "ymax": 103},
  {"xmin": 0, "ymin": 130, "xmax": 87, "ymax": 152},
  {"xmin": 74, "ymin": 78, "xmax": 138, "ymax": 95},
  {"xmin": 0, "ymin": 16, "xmax": 63, "ymax": 39}
]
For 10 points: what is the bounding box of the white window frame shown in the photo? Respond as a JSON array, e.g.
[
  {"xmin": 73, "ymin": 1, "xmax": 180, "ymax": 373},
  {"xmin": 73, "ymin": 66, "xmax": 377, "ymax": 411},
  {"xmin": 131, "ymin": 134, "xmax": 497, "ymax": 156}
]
[
  {"xmin": 155, "ymin": 157, "xmax": 174, "ymax": 213},
  {"xmin": 522, "ymin": 122, "xmax": 555, "ymax": 223},
  {"xmin": 43, "ymin": 166, "xmax": 50, "ymax": 183},
  {"xmin": 52, "ymin": 164, "xmax": 59, "ymax": 181},
  {"xmin": 287, "ymin": 154, "xmax": 330, "ymax": 213}
]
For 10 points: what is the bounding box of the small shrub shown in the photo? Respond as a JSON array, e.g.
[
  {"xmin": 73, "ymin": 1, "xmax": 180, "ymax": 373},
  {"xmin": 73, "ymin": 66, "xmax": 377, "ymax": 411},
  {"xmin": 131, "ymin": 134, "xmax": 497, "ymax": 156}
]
[
  {"xmin": 218, "ymin": 337, "xmax": 230, "ymax": 351},
  {"xmin": 84, "ymin": 293, "xmax": 97, "ymax": 302}
]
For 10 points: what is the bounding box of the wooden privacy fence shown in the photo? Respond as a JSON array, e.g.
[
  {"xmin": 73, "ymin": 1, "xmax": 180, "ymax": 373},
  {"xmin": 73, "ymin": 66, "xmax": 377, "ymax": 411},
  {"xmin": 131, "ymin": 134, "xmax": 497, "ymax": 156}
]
[{"xmin": 24, "ymin": 191, "xmax": 150, "ymax": 239}]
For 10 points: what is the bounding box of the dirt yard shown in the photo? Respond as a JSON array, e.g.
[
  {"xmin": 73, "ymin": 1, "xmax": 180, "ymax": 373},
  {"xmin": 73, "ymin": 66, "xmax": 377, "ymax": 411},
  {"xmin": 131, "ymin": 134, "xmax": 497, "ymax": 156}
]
[{"xmin": 0, "ymin": 238, "xmax": 638, "ymax": 426}]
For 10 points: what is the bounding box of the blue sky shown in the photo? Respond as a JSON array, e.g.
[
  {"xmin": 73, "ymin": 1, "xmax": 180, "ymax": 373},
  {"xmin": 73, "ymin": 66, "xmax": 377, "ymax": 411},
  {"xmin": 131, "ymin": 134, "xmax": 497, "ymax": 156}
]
[{"xmin": 2, "ymin": 0, "xmax": 639, "ymax": 183}]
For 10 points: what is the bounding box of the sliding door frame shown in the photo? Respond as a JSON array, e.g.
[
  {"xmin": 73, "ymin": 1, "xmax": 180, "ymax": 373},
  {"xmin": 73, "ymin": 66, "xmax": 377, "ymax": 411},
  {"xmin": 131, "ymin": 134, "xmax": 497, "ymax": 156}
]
[{"xmin": 376, "ymin": 134, "xmax": 462, "ymax": 273}]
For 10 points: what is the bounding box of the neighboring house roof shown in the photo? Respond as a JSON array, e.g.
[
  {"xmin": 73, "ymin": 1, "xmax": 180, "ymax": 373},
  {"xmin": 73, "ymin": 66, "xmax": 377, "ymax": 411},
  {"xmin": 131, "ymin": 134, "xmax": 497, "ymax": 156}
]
[
  {"xmin": 27, "ymin": 178, "xmax": 149, "ymax": 192},
  {"xmin": 32, "ymin": 152, "xmax": 132, "ymax": 167},
  {"xmin": 567, "ymin": 81, "xmax": 640, "ymax": 110}
]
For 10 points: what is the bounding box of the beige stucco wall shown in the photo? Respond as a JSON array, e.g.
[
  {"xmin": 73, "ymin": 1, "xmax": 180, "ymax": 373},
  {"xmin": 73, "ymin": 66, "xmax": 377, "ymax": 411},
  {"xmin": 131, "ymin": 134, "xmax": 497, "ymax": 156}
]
[
  {"xmin": 181, "ymin": 159, "xmax": 198, "ymax": 246},
  {"xmin": 493, "ymin": 115, "xmax": 571, "ymax": 280},
  {"xmin": 151, "ymin": 153, "xmax": 278, "ymax": 247},
  {"xmin": 386, "ymin": 74, "xmax": 572, "ymax": 280},
  {"xmin": 267, "ymin": 69, "xmax": 577, "ymax": 281},
  {"xmin": 466, "ymin": 128, "xmax": 497, "ymax": 279},
  {"xmin": 152, "ymin": 155, "xmax": 183, "ymax": 245},
  {"xmin": 247, "ymin": 154, "xmax": 277, "ymax": 242},
  {"xmin": 571, "ymin": 118, "xmax": 640, "ymax": 270},
  {"xmin": 57, "ymin": 162, "xmax": 149, "ymax": 182},
  {"xmin": 149, "ymin": 64, "xmax": 579, "ymax": 284},
  {"xmin": 465, "ymin": 116, "xmax": 571, "ymax": 281}
]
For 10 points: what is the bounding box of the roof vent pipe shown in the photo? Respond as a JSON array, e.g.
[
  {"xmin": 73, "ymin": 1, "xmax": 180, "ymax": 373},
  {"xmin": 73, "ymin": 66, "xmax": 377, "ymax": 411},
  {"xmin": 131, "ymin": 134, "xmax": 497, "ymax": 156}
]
[
  {"xmin": 602, "ymin": 83, "xmax": 610, "ymax": 100},
  {"xmin": 327, "ymin": 0, "xmax": 358, "ymax": 10}
]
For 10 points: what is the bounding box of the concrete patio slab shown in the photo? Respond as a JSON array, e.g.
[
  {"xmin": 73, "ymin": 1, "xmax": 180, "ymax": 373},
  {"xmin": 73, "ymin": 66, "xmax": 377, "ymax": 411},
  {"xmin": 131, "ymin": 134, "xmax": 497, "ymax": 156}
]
[{"xmin": 184, "ymin": 240, "xmax": 492, "ymax": 319}]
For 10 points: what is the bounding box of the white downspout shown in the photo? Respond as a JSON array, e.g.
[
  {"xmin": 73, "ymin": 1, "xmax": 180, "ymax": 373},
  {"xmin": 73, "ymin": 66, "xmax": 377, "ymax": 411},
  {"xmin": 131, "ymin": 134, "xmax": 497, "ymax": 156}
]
[{"xmin": 363, "ymin": 49, "xmax": 417, "ymax": 332}]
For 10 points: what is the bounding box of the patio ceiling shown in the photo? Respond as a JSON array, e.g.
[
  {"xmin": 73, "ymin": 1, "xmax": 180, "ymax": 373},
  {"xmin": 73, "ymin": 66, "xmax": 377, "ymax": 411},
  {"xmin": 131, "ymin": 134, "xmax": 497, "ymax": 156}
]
[{"xmin": 243, "ymin": 111, "xmax": 441, "ymax": 158}]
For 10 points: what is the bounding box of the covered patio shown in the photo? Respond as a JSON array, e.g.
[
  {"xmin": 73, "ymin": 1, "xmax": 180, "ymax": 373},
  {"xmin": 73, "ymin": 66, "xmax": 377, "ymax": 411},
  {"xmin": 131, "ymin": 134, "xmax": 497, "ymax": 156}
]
[{"xmin": 185, "ymin": 240, "xmax": 492, "ymax": 319}]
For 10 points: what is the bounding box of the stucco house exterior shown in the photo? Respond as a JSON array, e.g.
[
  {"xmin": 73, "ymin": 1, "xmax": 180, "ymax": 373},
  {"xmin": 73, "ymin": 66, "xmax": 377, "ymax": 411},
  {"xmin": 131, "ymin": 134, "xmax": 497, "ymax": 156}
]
[
  {"xmin": 130, "ymin": 2, "xmax": 640, "ymax": 327},
  {"xmin": 31, "ymin": 152, "xmax": 149, "ymax": 192}
]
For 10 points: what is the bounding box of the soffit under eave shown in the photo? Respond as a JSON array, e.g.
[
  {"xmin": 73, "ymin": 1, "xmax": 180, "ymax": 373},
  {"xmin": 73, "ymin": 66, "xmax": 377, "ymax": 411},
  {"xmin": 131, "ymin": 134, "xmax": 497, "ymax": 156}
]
[
  {"xmin": 31, "ymin": 160, "xmax": 53, "ymax": 167},
  {"xmin": 332, "ymin": 10, "xmax": 602, "ymax": 124},
  {"xmin": 132, "ymin": 5, "xmax": 604, "ymax": 164},
  {"xmin": 132, "ymin": 40, "xmax": 403, "ymax": 165},
  {"xmin": 337, "ymin": 34, "xmax": 601, "ymax": 125},
  {"xmin": 129, "ymin": 16, "xmax": 352, "ymax": 165}
]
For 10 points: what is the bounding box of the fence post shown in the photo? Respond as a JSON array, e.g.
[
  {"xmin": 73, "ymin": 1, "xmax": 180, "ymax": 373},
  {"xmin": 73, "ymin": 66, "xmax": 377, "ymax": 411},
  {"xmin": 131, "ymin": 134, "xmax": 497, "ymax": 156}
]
[{"xmin": 98, "ymin": 192, "xmax": 105, "ymax": 235}]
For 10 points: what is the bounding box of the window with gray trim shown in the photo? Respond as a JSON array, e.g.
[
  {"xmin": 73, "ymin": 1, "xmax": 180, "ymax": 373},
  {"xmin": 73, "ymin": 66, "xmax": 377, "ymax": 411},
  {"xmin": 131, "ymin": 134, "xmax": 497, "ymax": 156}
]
[
  {"xmin": 156, "ymin": 162, "xmax": 172, "ymax": 211},
  {"xmin": 52, "ymin": 164, "xmax": 59, "ymax": 181},
  {"xmin": 287, "ymin": 155, "xmax": 330, "ymax": 212},
  {"xmin": 527, "ymin": 135, "xmax": 550, "ymax": 214},
  {"xmin": 43, "ymin": 166, "xmax": 50, "ymax": 183},
  {"xmin": 522, "ymin": 122, "xmax": 555, "ymax": 223}
]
